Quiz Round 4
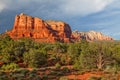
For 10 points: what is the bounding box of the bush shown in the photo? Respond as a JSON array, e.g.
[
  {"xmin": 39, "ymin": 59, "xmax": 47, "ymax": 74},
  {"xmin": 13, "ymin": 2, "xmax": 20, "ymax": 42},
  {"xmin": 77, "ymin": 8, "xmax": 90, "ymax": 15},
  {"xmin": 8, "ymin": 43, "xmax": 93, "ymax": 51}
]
[
  {"xmin": 42, "ymin": 74, "xmax": 48, "ymax": 80},
  {"xmin": 28, "ymin": 73, "xmax": 36, "ymax": 78},
  {"xmin": 73, "ymin": 60, "xmax": 82, "ymax": 70},
  {"xmin": 62, "ymin": 67, "xmax": 70, "ymax": 73},
  {"xmin": 55, "ymin": 63, "xmax": 61, "ymax": 69},
  {"xmin": 29, "ymin": 69, "xmax": 37, "ymax": 74},
  {"xmin": 34, "ymin": 75, "xmax": 41, "ymax": 80},
  {"xmin": 56, "ymin": 71, "xmax": 64, "ymax": 76},
  {"xmin": 10, "ymin": 73, "xmax": 24, "ymax": 80},
  {"xmin": 20, "ymin": 69, "xmax": 29, "ymax": 75},
  {"xmin": 0, "ymin": 71, "xmax": 6, "ymax": 76},
  {"xmin": 1, "ymin": 63, "xmax": 19, "ymax": 71},
  {"xmin": 49, "ymin": 71, "xmax": 57, "ymax": 75},
  {"xmin": 59, "ymin": 76, "xmax": 69, "ymax": 80},
  {"xmin": 0, "ymin": 75, "xmax": 9, "ymax": 80},
  {"xmin": 88, "ymin": 76, "xmax": 101, "ymax": 80}
]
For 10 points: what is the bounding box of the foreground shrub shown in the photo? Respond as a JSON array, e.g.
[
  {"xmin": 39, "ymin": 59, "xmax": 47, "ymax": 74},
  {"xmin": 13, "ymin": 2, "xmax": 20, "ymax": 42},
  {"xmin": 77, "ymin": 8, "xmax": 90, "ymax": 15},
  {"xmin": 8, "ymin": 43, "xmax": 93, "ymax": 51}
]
[
  {"xmin": 88, "ymin": 76, "xmax": 101, "ymax": 80},
  {"xmin": 1, "ymin": 63, "xmax": 19, "ymax": 71},
  {"xmin": 59, "ymin": 76, "xmax": 69, "ymax": 80},
  {"xmin": 62, "ymin": 67, "xmax": 70, "ymax": 73},
  {"xmin": 19, "ymin": 69, "xmax": 29, "ymax": 75},
  {"xmin": 55, "ymin": 63, "xmax": 61, "ymax": 69}
]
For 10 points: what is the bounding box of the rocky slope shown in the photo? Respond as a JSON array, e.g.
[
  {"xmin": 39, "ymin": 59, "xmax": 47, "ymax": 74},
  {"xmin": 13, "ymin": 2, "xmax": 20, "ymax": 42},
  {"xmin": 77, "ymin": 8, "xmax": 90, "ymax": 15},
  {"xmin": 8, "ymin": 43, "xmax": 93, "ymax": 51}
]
[
  {"xmin": 71, "ymin": 30, "xmax": 114, "ymax": 41},
  {"xmin": 7, "ymin": 13, "xmax": 72, "ymax": 42}
]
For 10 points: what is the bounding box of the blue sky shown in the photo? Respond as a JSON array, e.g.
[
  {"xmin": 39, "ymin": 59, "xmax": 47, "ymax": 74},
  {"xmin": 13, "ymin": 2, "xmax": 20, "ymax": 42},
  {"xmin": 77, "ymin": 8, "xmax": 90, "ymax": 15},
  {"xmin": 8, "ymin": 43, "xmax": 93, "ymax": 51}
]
[{"xmin": 0, "ymin": 0, "xmax": 120, "ymax": 39}]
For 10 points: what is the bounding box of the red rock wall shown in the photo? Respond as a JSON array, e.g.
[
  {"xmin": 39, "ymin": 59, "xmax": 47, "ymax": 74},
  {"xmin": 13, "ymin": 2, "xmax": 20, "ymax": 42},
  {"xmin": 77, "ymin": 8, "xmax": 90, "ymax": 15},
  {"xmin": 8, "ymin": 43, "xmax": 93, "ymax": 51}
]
[{"xmin": 7, "ymin": 13, "xmax": 72, "ymax": 43}]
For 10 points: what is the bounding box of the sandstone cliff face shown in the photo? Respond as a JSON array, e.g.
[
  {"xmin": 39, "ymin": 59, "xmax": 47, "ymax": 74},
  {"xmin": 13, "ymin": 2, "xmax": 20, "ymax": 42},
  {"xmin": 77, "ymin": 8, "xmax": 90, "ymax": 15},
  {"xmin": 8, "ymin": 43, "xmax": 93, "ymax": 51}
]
[
  {"xmin": 45, "ymin": 20, "xmax": 71, "ymax": 41},
  {"xmin": 7, "ymin": 13, "xmax": 72, "ymax": 42},
  {"xmin": 72, "ymin": 30, "xmax": 114, "ymax": 41}
]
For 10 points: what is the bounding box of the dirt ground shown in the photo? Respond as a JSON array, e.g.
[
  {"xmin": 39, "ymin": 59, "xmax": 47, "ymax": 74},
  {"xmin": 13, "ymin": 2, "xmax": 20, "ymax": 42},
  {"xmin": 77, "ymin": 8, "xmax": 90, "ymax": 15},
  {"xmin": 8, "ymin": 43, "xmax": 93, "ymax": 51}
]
[{"xmin": 66, "ymin": 72, "xmax": 103, "ymax": 80}]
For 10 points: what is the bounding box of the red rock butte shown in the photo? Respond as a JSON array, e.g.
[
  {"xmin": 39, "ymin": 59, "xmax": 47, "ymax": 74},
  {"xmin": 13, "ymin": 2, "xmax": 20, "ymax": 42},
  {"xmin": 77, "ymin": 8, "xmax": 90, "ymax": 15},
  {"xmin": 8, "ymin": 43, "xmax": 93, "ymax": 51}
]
[{"xmin": 7, "ymin": 13, "xmax": 72, "ymax": 42}]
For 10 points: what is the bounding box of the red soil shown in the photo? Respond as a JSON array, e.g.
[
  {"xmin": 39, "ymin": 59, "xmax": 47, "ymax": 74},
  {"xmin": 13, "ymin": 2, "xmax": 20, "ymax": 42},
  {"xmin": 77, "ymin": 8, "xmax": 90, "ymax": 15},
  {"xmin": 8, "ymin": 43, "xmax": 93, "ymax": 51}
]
[{"xmin": 66, "ymin": 71, "xmax": 103, "ymax": 80}]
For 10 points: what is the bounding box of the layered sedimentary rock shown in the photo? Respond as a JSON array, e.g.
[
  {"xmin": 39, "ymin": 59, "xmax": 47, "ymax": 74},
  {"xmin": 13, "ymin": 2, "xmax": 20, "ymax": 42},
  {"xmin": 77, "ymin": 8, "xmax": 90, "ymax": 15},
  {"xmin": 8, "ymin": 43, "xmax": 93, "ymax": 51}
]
[
  {"xmin": 72, "ymin": 30, "xmax": 114, "ymax": 41},
  {"xmin": 45, "ymin": 20, "xmax": 71, "ymax": 41},
  {"xmin": 7, "ymin": 13, "xmax": 72, "ymax": 42}
]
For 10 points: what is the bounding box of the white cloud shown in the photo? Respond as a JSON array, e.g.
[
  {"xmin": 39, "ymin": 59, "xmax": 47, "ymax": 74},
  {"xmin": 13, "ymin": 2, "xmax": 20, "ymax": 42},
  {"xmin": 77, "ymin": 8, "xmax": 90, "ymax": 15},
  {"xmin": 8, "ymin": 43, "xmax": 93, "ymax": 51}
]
[
  {"xmin": 0, "ymin": 0, "xmax": 114, "ymax": 16},
  {"xmin": 60, "ymin": 0, "xmax": 114, "ymax": 16},
  {"xmin": 0, "ymin": 1, "xmax": 6, "ymax": 12},
  {"xmin": 0, "ymin": 0, "xmax": 43, "ymax": 12}
]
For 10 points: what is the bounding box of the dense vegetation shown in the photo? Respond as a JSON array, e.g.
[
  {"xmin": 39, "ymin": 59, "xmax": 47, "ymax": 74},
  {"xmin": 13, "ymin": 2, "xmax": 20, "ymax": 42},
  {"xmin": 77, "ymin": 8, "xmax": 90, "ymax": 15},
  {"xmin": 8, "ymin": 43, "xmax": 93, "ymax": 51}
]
[{"xmin": 0, "ymin": 34, "xmax": 120, "ymax": 79}]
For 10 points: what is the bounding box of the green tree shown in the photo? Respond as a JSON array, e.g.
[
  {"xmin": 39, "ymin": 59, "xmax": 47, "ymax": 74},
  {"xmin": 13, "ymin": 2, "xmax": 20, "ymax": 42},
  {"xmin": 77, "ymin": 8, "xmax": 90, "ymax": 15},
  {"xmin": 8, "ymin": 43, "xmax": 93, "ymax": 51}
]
[
  {"xmin": 0, "ymin": 40, "xmax": 26, "ymax": 63},
  {"xmin": 23, "ymin": 49, "xmax": 47, "ymax": 68},
  {"xmin": 49, "ymin": 43, "xmax": 68, "ymax": 64},
  {"xmin": 81, "ymin": 42, "xmax": 114, "ymax": 69}
]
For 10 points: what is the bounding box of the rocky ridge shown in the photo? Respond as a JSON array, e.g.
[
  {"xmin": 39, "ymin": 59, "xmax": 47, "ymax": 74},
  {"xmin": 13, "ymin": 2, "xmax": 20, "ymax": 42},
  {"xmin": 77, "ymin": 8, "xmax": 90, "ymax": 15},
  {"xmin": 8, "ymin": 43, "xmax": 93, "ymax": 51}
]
[{"xmin": 71, "ymin": 30, "xmax": 114, "ymax": 41}]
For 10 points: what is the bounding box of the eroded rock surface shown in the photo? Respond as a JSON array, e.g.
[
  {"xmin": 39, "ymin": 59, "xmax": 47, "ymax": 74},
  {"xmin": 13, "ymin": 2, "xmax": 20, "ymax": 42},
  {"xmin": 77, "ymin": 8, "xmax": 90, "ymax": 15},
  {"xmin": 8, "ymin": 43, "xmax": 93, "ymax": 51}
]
[
  {"xmin": 7, "ymin": 13, "xmax": 72, "ymax": 42},
  {"xmin": 72, "ymin": 30, "xmax": 113, "ymax": 41}
]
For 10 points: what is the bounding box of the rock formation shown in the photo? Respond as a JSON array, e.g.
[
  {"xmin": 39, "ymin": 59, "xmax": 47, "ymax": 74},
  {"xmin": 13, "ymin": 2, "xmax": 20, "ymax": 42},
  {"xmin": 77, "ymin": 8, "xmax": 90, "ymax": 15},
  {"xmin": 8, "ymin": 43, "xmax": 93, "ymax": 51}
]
[
  {"xmin": 7, "ymin": 13, "xmax": 72, "ymax": 42},
  {"xmin": 6, "ymin": 13, "xmax": 114, "ymax": 43},
  {"xmin": 71, "ymin": 30, "xmax": 114, "ymax": 41}
]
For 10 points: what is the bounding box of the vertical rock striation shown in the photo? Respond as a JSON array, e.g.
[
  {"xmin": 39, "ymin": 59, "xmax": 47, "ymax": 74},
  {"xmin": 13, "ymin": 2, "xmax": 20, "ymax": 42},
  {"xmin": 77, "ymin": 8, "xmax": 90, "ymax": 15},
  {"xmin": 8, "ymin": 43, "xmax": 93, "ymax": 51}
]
[{"xmin": 7, "ymin": 13, "xmax": 72, "ymax": 42}]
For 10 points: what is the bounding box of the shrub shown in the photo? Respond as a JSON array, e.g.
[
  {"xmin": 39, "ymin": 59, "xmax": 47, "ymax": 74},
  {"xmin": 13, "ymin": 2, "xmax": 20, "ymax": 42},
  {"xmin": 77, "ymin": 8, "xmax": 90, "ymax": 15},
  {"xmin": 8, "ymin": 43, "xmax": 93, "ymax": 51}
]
[
  {"xmin": 56, "ymin": 71, "xmax": 64, "ymax": 76},
  {"xmin": 34, "ymin": 75, "xmax": 41, "ymax": 80},
  {"xmin": 30, "ymin": 69, "xmax": 37, "ymax": 74},
  {"xmin": 73, "ymin": 60, "xmax": 81, "ymax": 70},
  {"xmin": 49, "ymin": 71, "xmax": 57, "ymax": 75},
  {"xmin": 42, "ymin": 74, "xmax": 48, "ymax": 80},
  {"xmin": 0, "ymin": 71, "xmax": 6, "ymax": 76},
  {"xmin": 10, "ymin": 73, "xmax": 24, "ymax": 80},
  {"xmin": 88, "ymin": 76, "xmax": 101, "ymax": 80},
  {"xmin": 20, "ymin": 69, "xmax": 29, "ymax": 75},
  {"xmin": 62, "ymin": 67, "xmax": 70, "ymax": 73},
  {"xmin": 1, "ymin": 63, "xmax": 19, "ymax": 71},
  {"xmin": 59, "ymin": 76, "xmax": 69, "ymax": 80},
  {"xmin": 0, "ymin": 75, "xmax": 9, "ymax": 80},
  {"xmin": 28, "ymin": 73, "xmax": 36, "ymax": 78},
  {"xmin": 55, "ymin": 63, "xmax": 61, "ymax": 69}
]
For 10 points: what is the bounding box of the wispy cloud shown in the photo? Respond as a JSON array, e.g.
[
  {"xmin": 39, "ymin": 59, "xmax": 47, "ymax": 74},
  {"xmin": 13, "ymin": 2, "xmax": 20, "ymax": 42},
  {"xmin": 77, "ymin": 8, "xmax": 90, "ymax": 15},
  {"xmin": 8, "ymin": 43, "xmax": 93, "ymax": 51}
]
[
  {"xmin": 0, "ymin": 0, "xmax": 114, "ymax": 16},
  {"xmin": 60, "ymin": 0, "xmax": 114, "ymax": 16}
]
